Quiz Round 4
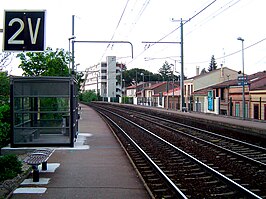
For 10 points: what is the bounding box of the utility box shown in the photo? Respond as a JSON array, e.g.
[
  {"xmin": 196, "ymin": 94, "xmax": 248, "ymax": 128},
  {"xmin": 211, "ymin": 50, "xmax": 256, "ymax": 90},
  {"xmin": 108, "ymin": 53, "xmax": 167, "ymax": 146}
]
[{"xmin": 10, "ymin": 76, "xmax": 79, "ymax": 147}]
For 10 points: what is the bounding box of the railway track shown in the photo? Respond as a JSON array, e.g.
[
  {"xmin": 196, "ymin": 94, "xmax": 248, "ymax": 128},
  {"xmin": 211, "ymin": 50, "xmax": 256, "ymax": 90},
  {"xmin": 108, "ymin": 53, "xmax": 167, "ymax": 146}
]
[
  {"xmin": 136, "ymin": 111, "xmax": 266, "ymax": 166},
  {"xmin": 89, "ymin": 103, "xmax": 266, "ymax": 198}
]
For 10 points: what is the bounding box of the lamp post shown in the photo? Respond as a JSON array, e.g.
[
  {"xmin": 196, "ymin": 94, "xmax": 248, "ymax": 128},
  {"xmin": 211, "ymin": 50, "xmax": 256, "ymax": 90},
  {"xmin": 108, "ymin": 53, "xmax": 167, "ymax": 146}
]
[
  {"xmin": 237, "ymin": 37, "xmax": 245, "ymax": 119},
  {"xmin": 122, "ymin": 79, "xmax": 125, "ymax": 103},
  {"xmin": 68, "ymin": 36, "xmax": 76, "ymax": 75},
  {"xmin": 140, "ymin": 73, "xmax": 144, "ymax": 98}
]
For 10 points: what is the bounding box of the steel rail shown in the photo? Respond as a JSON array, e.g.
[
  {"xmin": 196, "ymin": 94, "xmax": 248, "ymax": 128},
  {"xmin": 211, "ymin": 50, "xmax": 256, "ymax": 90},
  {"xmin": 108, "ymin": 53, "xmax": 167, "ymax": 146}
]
[
  {"xmin": 97, "ymin": 110, "xmax": 187, "ymax": 199},
  {"xmin": 150, "ymin": 112, "xmax": 266, "ymax": 151},
  {"xmin": 94, "ymin": 106, "xmax": 262, "ymax": 199},
  {"xmin": 136, "ymin": 113, "xmax": 266, "ymax": 167}
]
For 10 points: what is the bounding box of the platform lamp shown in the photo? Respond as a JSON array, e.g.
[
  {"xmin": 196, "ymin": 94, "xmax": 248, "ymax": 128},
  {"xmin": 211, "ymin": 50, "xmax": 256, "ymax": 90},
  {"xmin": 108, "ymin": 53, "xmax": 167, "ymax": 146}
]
[
  {"xmin": 68, "ymin": 36, "xmax": 76, "ymax": 75},
  {"xmin": 140, "ymin": 73, "xmax": 144, "ymax": 97},
  {"xmin": 237, "ymin": 37, "xmax": 245, "ymax": 119}
]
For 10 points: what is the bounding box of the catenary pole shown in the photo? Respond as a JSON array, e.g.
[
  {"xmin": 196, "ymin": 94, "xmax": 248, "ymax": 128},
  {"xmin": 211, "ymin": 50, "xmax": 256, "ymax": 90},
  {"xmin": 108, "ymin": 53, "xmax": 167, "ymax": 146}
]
[
  {"xmin": 180, "ymin": 18, "xmax": 185, "ymax": 111},
  {"xmin": 71, "ymin": 15, "xmax": 75, "ymax": 75}
]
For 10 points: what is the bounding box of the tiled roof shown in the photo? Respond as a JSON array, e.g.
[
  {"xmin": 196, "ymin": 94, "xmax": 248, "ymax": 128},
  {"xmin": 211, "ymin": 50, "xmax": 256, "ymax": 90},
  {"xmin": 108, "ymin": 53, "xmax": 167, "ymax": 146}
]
[
  {"xmin": 149, "ymin": 82, "xmax": 166, "ymax": 89},
  {"xmin": 194, "ymin": 71, "xmax": 266, "ymax": 93}
]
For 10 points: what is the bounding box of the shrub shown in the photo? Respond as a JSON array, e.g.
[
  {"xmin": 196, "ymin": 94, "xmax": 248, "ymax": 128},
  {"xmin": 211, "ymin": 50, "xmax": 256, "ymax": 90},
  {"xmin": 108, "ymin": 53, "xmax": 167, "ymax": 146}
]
[
  {"xmin": 80, "ymin": 90, "xmax": 98, "ymax": 102},
  {"xmin": 0, "ymin": 104, "xmax": 10, "ymax": 149},
  {"xmin": 0, "ymin": 154, "xmax": 22, "ymax": 182}
]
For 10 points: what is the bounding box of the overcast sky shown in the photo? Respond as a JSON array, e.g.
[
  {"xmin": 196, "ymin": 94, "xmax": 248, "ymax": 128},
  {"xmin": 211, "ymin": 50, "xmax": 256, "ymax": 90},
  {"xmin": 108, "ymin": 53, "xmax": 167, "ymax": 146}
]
[{"xmin": 1, "ymin": 0, "xmax": 266, "ymax": 77}]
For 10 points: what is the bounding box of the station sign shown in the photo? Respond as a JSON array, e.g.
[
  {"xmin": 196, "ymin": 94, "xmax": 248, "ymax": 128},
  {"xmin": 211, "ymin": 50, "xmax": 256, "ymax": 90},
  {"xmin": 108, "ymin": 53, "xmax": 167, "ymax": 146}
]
[
  {"xmin": 207, "ymin": 90, "xmax": 214, "ymax": 111},
  {"xmin": 237, "ymin": 75, "xmax": 248, "ymax": 86},
  {"xmin": 3, "ymin": 10, "xmax": 46, "ymax": 51},
  {"xmin": 237, "ymin": 81, "xmax": 248, "ymax": 86},
  {"xmin": 237, "ymin": 76, "xmax": 248, "ymax": 81}
]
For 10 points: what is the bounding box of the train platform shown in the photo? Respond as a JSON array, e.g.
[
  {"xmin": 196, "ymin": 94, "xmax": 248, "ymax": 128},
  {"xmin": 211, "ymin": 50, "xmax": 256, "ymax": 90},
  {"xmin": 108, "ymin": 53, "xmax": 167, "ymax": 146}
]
[
  {"xmin": 10, "ymin": 104, "xmax": 149, "ymax": 199},
  {"xmin": 167, "ymin": 108, "xmax": 266, "ymax": 136},
  {"xmin": 120, "ymin": 103, "xmax": 266, "ymax": 137}
]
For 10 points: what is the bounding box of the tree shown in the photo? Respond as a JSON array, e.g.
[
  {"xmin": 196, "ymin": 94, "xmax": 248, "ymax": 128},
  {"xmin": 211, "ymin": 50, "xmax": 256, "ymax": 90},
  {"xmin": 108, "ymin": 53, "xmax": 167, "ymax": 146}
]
[
  {"xmin": 0, "ymin": 72, "xmax": 10, "ymax": 104},
  {"xmin": 76, "ymin": 71, "xmax": 84, "ymax": 92},
  {"xmin": 122, "ymin": 68, "xmax": 151, "ymax": 87},
  {"xmin": 200, "ymin": 68, "xmax": 207, "ymax": 75},
  {"xmin": 17, "ymin": 47, "xmax": 69, "ymax": 77},
  {"xmin": 158, "ymin": 61, "xmax": 173, "ymax": 80},
  {"xmin": 208, "ymin": 55, "xmax": 218, "ymax": 72},
  {"xmin": 0, "ymin": 69, "xmax": 10, "ymax": 151},
  {"xmin": 80, "ymin": 90, "xmax": 98, "ymax": 102},
  {"xmin": 0, "ymin": 104, "xmax": 10, "ymax": 149},
  {"xmin": 0, "ymin": 52, "xmax": 13, "ymax": 71}
]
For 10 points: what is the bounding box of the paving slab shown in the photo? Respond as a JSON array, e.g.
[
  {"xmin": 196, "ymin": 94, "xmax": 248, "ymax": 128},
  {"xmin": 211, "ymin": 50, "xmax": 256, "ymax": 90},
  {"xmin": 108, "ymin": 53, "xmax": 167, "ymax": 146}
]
[{"xmin": 11, "ymin": 104, "xmax": 149, "ymax": 199}]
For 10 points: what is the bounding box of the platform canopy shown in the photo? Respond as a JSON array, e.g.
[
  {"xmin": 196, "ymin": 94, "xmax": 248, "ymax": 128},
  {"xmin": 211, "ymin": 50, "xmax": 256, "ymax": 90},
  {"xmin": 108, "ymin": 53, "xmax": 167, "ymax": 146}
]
[{"xmin": 10, "ymin": 76, "xmax": 79, "ymax": 147}]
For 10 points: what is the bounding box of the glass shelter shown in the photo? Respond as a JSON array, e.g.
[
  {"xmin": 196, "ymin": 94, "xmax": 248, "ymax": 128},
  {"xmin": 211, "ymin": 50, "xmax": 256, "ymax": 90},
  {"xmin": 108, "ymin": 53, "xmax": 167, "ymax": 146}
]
[{"xmin": 10, "ymin": 77, "xmax": 79, "ymax": 147}]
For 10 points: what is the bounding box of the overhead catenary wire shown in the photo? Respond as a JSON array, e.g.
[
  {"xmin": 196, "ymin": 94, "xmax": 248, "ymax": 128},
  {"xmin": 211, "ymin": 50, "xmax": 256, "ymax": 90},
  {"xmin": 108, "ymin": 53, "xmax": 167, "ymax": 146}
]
[
  {"xmin": 125, "ymin": 0, "xmax": 151, "ymax": 39},
  {"xmin": 138, "ymin": 0, "xmax": 242, "ymax": 61},
  {"xmin": 127, "ymin": 0, "xmax": 218, "ymax": 65},
  {"xmin": 186, "ymin": 0, "xmax": 241, "ymax": 37},
  {"xmin": 186, "ymin": 37, "xmax": 266, "ymax": 65},
  {"xmin": 98, "ymin": 0, "xmax": 131, "ymax": 62}
]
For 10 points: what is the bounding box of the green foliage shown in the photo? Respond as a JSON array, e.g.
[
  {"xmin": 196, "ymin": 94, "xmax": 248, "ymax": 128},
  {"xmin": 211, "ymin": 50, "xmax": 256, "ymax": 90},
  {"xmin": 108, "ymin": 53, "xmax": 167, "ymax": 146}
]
[
  {"xmin": 122, "ymin": 68, "xmax": 163, "ymax": 87},
  {"xmin": 0, "ymin": 104, "xmax": 10, "ymax": 149},
  {"xmin": 208, "ymin": 55, "xmax": 218, "ymax": 72},
  {"xmin": 0, "ymin": 154, "xmax": 22, "ymax": 182},
  {"xmin": 80, "ymin": 90, "xmax": 98, "ymax": 102},
  {"xmin": 39, "ymin": 97, "xmax": 69, "ymax": 120},
  {"xmin": 76, "ymin": 71, "xmax": 84, "ymax": 92},
  {"xmin": 17, "ymin": 47, "xmax": 69, "ymax": 77},
  {"xmin": 158, "ymin": 61, "xmax": 173, "ymax": 80},
  {"xmin": 121, "ymin": 96, "xmax": 133, "ymax": 104},
  {"xmin": 120, "ymin": 66, "xmax": 181, "ymax": 90},
  {"xmin": 0, "ymin": 72, "xmax": 10, "ymax": 104},
  {"xmin": 0, "ymin": 72, "xmax": 10, "ymax": 149}
]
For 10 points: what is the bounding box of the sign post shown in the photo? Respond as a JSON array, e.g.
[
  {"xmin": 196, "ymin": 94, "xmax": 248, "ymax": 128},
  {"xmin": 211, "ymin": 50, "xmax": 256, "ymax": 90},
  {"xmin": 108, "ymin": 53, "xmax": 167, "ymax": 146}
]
[
  {"xmin": 237, "ymin": 75, "xmax": 248, "ymax": 86},
  {"xmin": 3, "ymin": 10, "xmax": 46, "ymax": 51}
]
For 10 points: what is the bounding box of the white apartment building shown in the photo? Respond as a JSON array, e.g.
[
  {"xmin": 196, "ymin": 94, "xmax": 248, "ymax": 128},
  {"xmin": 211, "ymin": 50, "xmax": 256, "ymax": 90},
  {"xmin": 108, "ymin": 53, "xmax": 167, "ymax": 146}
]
[{"xmin": 82, "ymin": 56, "xmax": 124, "ymax": 98}]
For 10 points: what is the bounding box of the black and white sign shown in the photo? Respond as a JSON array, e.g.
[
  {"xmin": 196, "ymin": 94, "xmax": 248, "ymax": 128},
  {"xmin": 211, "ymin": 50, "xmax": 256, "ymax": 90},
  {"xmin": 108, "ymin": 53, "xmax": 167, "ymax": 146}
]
[{"xmin": 3, "ymin": 10, "xmax": 46, "ymax": 51}]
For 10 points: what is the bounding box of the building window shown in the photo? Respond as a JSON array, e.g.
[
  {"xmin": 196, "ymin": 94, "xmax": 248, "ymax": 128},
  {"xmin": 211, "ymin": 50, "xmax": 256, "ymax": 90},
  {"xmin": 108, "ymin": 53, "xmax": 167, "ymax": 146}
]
[
  {"xmin": 264, "ymin": 104, "xmax": 266, "ymax": 120},
  {"xmin": 245, "ymin": 103, "xmax": 248, "ymax": 118},
  {"xmin": 221, "ymin": 88, "xmax": 225, "ymax": 100},
  {"xmin": 221, "ymin": 109, "xmax": 227, "ymax": 115},
  {"xmin": 253, "ymin": 104, "xmax": 259, "ymax": 119},
  {"xmin": 235, "ymin": 103, "xmax": 240, "ymax": 117},
  {"xmin": 195, "ymin": 102, "xmax": 201, "ymax": 112},
  {"xmin": 216, "ymin": 88, "xmax": 219, "ymax": 97}
]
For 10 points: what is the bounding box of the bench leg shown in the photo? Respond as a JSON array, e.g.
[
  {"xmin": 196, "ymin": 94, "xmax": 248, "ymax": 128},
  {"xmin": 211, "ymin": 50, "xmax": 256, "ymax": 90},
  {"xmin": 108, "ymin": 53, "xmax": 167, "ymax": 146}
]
[
  {"xmin": 34, "ymin": 131, "xmax": 40, "ymax": 139},
  {"xmin": 32, "ymin": 165, "xmax": 39, "ymax": 182},
  {"xmin": 42, "ymin": 162, "xmax": 47, "ymax": 171}
]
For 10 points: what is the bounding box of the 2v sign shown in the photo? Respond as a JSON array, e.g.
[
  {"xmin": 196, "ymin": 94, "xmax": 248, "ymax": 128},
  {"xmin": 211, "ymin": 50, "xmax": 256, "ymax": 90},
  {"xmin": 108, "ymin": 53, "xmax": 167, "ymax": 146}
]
[{"xmin": 3, "ymin": 10, "xmax": 46, "ymax": 51}]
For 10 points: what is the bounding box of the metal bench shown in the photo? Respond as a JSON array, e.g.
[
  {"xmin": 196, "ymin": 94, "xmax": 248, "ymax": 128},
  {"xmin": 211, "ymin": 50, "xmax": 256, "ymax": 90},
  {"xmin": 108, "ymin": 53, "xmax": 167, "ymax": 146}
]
[{"xmin": 24, "ymin": 149, "xmax": 55, "ymax": 182}]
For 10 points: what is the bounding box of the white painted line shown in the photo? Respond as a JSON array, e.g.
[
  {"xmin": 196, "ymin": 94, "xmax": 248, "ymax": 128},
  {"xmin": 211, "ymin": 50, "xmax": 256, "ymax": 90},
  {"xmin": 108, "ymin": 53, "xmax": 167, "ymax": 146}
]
[
  {"xmin": 38, "ymin": 163, "xmax": 60, "ymax": 172},
  {"xmin": 3, "ymin": 132, "xmax": 91, "ymax": 151},
  {"xmin": 55, "ymin": 134, "xmax": 90, "ymax": 150},
  {"xmin": 79, "ymin": 133, "xmax": 93, "ymax": 137},
  {"xmin": 21, "ymin": 178, "xmax": 50, "ymax": 185},
  {"xmin": 13, "ymin": 187, "xmax": 47, "ymax": 194}
]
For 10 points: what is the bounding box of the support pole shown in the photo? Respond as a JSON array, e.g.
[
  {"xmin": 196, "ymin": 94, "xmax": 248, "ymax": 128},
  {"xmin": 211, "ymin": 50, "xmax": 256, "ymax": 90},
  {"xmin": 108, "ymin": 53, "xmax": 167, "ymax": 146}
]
[
  {"xmin": 180, "ymin": 18, "xmax": 185, "ymax": 111},
  {"xmin": 71, "ymin": 15, "xmax": 75, "ymax": 75}
]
